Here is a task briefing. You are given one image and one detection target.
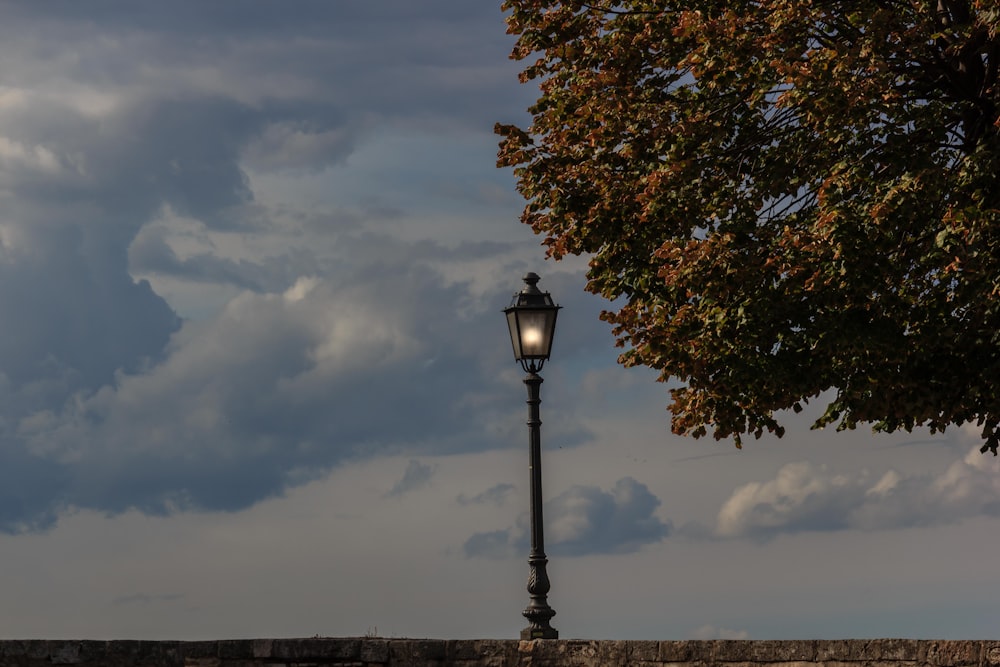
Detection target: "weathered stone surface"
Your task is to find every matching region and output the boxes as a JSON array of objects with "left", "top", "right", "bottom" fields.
[
  {"left": 0, "top": 640, "right": 51, "bottom": 659},
  {"left": 48, "top": 641, "right": 80, "bottom": 665},
  {"left": 817, "top": 640, "right": 862, "bottom": 661},
  {"left": 627, "top": 641, "right": 659, "bottom": 662},
  {"left": 597, "top": 639, "right": 628, "bottom": 667},
  {"left": 860, "top": 638, "right": 921, "bottom": 662},
  {"left": 182, "top": 641, "right": 220, "bottom": 659},
  {"left": 453, "top": 660, "right": 506, "bottom": 667},
  {"left": 361, "top": 638, "right": 391, "bottom": 663},
  {"left": 388, "top": 639, "right": 448, "bottom": 664},
  {"left": 926, "top": 641, "right": 982, "bottom": 667},
  {"left": 252, "top": 639, "right": 273, "bottom": 658},
  {"left": 561, "top": 639, "right": 601, "bottom": 664},
  {"left": 271, "top": 637, "right": 361, "bottom": 660},
  {"left": 449, "top": 639, "right": 515, "bottom": 665},
  {"left": 658, "top": 641, "right": 695, "bottom": 662},
  {"left": 182, "top": 659, "right": 221, "bottom": 667},
  {"left": 517, "top": 639, "right": 603, "bottom": 666},
  {"left": 0, "top": 637, "right": 996, "bottom": 666},
  {"left": 752, "top": 640, "right": 817, "bottom": 662},
  {"left": 713, "top": 639, "right": 754, "bottom": 662}
]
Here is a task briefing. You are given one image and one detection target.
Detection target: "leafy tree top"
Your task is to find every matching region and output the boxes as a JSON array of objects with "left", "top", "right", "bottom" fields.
[{"left": 498, "top": 1, "right": 1000, "bottom": 452}]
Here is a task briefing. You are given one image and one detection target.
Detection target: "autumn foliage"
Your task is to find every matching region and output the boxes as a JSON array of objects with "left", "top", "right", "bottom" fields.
[{"left": 497, "top": 1, "right": 1000, "bottom": 451}]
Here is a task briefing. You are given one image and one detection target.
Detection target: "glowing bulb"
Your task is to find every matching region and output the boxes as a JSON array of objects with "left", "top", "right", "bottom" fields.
[{"left": 522, "top": 327, "right": 542, "bottom": 347}]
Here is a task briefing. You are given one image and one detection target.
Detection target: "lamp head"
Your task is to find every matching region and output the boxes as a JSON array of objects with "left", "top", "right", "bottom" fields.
[{"left": 504, "top": 273, "right": 561, "bottom": 374}]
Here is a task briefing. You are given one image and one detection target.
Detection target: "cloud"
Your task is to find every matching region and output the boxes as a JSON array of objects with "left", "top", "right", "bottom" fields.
[
  {"left": 714, "top": 447, "right": 1000, "bottom": 539},
  {"left": 462, "top": 530, "right": 513, "bottom": 559},
  {"left": 0, "top": 2, "right": 593, "bottom": 534},
  {"left": 0, "top": 3, "right": 533, "bottom": 129},
  {"left": 457, "top": 483, "right": 515, "bottom": 507},
  {"left": 128, "top": 221, "right": 281, "bottom": 292},
  {"left": 385, "top": 460, "right": 434, "bottom": 498},
  {"left": 463, "top": 477, "right": 671, "bottom": 558},
  {"left": 715, "top": 462, "right": 859, "bottom": 538},
  {"left": 0, "top": 219, "right": 595, "bottom": 533},
  {"left": 5, "top": 267, "right": 539, "bottom": 525}
]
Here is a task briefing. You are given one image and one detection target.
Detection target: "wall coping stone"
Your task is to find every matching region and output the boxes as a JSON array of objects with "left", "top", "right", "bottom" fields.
[{"left": 0, "top": 638, "right": 997, "bottom": 667}]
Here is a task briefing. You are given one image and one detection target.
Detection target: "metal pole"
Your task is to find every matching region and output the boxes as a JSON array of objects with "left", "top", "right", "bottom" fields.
[{"left": 521, "top": 371, "right": 558, "bottom": 640}]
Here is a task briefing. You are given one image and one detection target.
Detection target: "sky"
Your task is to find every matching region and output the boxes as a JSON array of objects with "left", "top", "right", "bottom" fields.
[{"left": 0, "top": 1, "right": 997, "bottom": 642}]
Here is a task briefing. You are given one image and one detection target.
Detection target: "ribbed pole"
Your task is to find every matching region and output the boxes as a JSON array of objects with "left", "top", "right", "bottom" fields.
[{"left": 521, "top": 371, "right": 557, "bottom": 640}]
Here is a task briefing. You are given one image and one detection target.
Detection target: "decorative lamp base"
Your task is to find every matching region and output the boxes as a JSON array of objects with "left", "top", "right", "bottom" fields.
[{"left": 520, "top": 626, "right": 559, "bottom": 640}]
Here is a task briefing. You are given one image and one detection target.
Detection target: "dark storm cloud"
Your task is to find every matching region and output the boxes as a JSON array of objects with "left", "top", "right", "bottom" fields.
[
  {"left": 13, "top": 266, "right": 565, "bottom": 521},
  {"left": 0, "top": 1, "right": 574, "bottom": 532},
  {"left": 0, "top": 93, "right": 276, "bottom": 397},
  {"left": 463, "top": 477, "right": 671, "bottom": 559},
  {"left": 0, "top": 2, "right": 532, "bottom": 129},
  {"left": 128, "top": 226, "right": 271, "bottom": 291},
  {"left": 5, "top": 1, "right": 498, "bottom": 37},
  {"left": 0, "top": 448, "right": 70, "bottom": 533},
  {"left": 4, "top": 238, "right": 599, "bottom": 528}
]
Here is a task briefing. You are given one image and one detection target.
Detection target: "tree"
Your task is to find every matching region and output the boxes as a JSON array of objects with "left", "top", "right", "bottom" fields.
[{"left": 497, "top": 1, "right": 1000, "bottom": 451}]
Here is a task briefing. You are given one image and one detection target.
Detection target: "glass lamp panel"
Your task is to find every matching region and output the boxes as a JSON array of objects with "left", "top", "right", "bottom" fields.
[
  {"left": 517, "top": 309, "right": 556, "bottom": 358},
  {"left": 506, "top": 309, "right": 524, "bottom": 360}
]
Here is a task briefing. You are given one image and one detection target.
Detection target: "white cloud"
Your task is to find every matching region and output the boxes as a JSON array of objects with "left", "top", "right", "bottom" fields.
[
  {"left": 714, "top": 447, "right": 1000, "bottom": 539},
  {"left": 0, "top": 136, "right": 62, "bottom": 173}
]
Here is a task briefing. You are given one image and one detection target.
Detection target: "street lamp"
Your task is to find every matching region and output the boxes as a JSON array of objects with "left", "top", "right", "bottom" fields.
[{"left": 504, "top": 272, "right": 561, "bottom": 640}]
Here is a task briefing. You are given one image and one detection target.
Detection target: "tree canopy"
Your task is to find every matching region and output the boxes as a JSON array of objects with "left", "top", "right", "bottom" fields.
[{"left": 497, "top": 1, "right": 1000, "bottom": 451}]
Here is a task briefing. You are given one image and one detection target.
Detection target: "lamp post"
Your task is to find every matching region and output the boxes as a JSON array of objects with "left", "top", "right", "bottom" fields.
[{"left": 504, "top": 272, "right": 561, "bottom": 640}]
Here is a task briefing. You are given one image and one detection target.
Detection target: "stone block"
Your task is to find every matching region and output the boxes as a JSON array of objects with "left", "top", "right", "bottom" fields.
[
  {"left": 252, "top": 639, "right": 273, "bottom": 658},
  {"left": 117, "top": 639, "right": 181, "bottom": 667},
  {"left": 360, "top": 638, "right": 390, "bottom": 663},
  {"left": 0, "top": 640, "right": 51, "bottom": 660},
  {"left": 753, "top": 640, "right": 817, "bottom": 662},
  {"left": 837, "top": 638, "right": 921, "bottom": 662},
  {"left": 816, "top": 638, "right": 922, "bottom": 663},
  {"left": 448, "top": 639, "right": 516, "bottom": 664},
  {"left": 598, "top": 640, "right": 628, "bottom": 666},
  {"left": 926, "top": 641, "right": 982, "bottom": 666},
  {"left": 77, "top": 641, "right": 118, "bottom": 666},
  {"left": 271, "top": 638, "right": 361, "bottom": 660},
  {"left": 713, "top": 640, "right": 754, "bottom": 662},
  {"left": 517, "top": 639, "right": 603, "bottom": 666},
  {"left": 216, "top": 640, "right": 254, "bottom": 660},
  {"left": 626, "top": 641, "right": 660, "bottom": 662},
  {"left": 559, "top": 639, "right": 601, "bottom": 666},
  {"left": 659, "top": 640, "right": 696, "bottom": 662},
  {"left": 452, "top": 658, "right": 506, "bottom": 667},
  {"left": 618, "top": 641, "right": 654, "bottom": 662},
  {"left": 766, "top": 662, "right": 817, "bottom": 667},
  {"left": 49, "top": 641, "right": 81, "bottom": 665},
  {"left": 181, "top": 659, "right": 220, "bottom": 667},
  {"left": 817, "top": 640, "right": 875, "bottom": 661},
  {"left": 388, "top": 639, "right": 448, "bottom": 663},
  {"left": 182, "top": 641, "right": 220, "bottom": 659}
]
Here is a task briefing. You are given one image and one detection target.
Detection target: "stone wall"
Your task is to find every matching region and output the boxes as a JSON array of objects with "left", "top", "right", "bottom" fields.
[{"left": 0, "top": 638, "right": 997, "bottom": 667}]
